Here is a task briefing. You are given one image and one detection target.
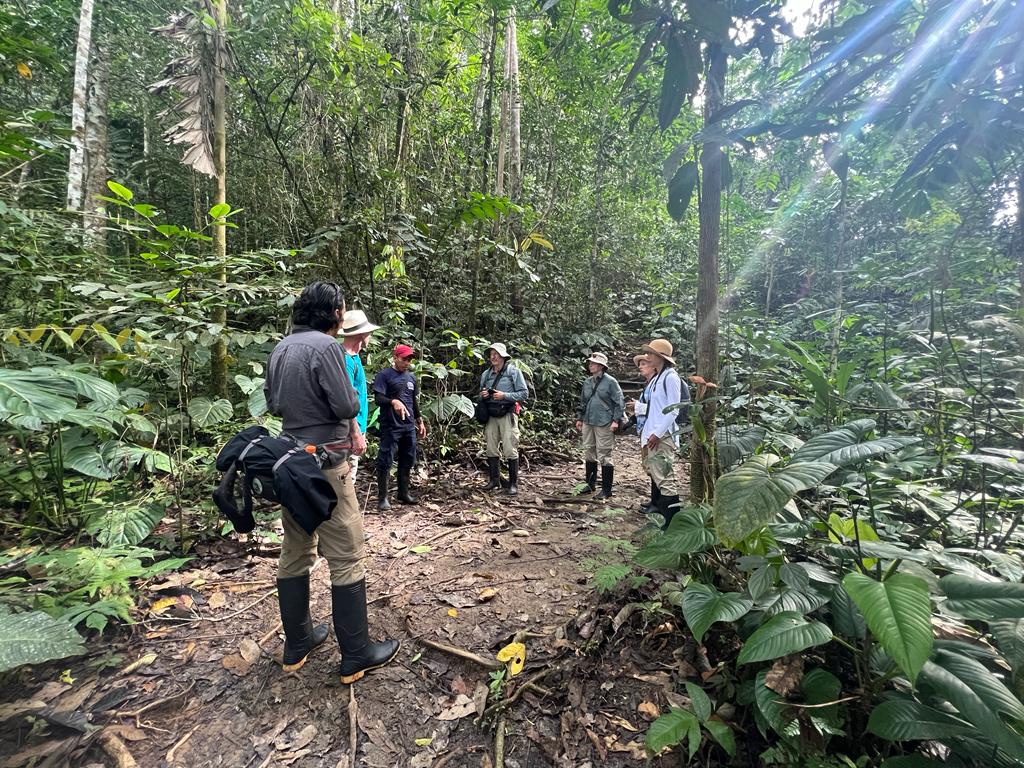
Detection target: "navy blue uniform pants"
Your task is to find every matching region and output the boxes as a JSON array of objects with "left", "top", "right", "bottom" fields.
[{"left": 377, "top": 427, "right": 416, "bottom": 472}]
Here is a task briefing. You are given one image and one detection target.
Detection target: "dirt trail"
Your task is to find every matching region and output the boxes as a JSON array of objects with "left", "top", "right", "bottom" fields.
[{"left": 2, "top": 436, "right": 690, "bottom": 768}]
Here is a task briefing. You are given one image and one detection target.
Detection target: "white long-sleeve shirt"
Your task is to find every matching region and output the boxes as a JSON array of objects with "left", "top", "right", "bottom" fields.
[{"left": 639, "top": 366, "right": 683, "bottom": 446}]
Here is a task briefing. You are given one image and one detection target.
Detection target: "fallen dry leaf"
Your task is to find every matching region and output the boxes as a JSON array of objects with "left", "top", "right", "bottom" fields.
[
  {"left": 477, "top": 587, "right": 498, "bottom": 603},
  {"left": 221, "top": 654, "right": 252, "bottom": 676},
  {"left": 276, "top": 723, "right": 317, "bottom": 752},
  {"left": 0, "top": 699, "right": 45, "bottom": 723},
  {"left": 637, "top": 701, "right": 660, "bottom": 721},
  {"left": 181, "top": 641, "right": 197, "bottom": 663},
  {"left": 149, "top": 596, "right": 178, "bottom": 615},
  {"left": 447, "top": 608, "right": 458, "bottom": 618},
  {"left": 208, "top": 592, "right": 228, "bottom": 610},
  {"left": 765, "top": 655, "right": 804, "bottom": 696},
  {"left": 436, "top": 694, "right": 476, "bottom": 721},
  {"left": 104, "top": 723, "right": 148, "bottom": 742},
  {"left": 607, "top": 739, "right": 646, "bottom": 758},
  {"left": 239, "top": 638, "right": 261, "bottom": 664},
  {"left": 602, "top": 713, "right": 638, "bottom": 732}
]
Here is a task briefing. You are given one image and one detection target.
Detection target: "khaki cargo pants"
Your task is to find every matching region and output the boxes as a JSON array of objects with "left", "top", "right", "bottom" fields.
[
  {"left": 484, "top": 413, "right": 519, "bottom": 460},
  {"left": 641, "top": 438, "right": 681, "bottom": 497},
  {"left": 582, "top": 423, "right": 616, "bottom": 466},
  {"left": 278, "top": 462, "right": 366, "bottom": 586}
]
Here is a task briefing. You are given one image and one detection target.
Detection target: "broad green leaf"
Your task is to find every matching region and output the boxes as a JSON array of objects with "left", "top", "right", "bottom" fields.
[
  {"left": 209, "top": 202, "right": 230, "bottom": 218},
  {"left": 657, "top": 32, "right": 699, "bottom": 131},
  {"left": 87, "top": 502, "right": 164, "bottom": 547},
  {"left": 714, "top": 455, "right": 837, "bottom": 546},
  {"left": 843, "top": 573, "right": 933, "bottom": 684},
  {"left": 645, "top": 707, "right": 700, "bottom": 756},
  {"left": 942, "top": 575, "right": 1024, "bottom": 619},
  {"left": 38, "top": 366, "right": 119, "bottom": 406},
  {"left": 951, "top": 453, "right": 1024, "bottom": 476},
  {"left": 919, "top": 657, "right": 1024, "bottom": 760},
  {"left": 990, "top": 619, "right": 1024, "bottom": 675},
  {"left": 702, "top": 719, "right": 736, "bottom": 756},
  {"left": 681, "top": 583, "right": 753, "bottom": 643},
  {"left": 792, "top": 419, "right": 917, "bottom": 466},
  {"left": 0, "top": 368, "right": 78, "bottom": 426},
  {"left": 867, "top": 698, "right": 971, "bottom": 741},
  {"left": 754, "top": 668, "right": 798, "bottom": 738},
  {"left": 636, "top": 507, "right": 717, "bottom": 568},
  {"left": 188, "top": 397, "right": 233, "bottom": 427},
  {"left": 106, "top": 180, "right": 133, "bottom": 201},
  {"left": 930, "top": 649, "right": 1024, "bottom": 723},
  {"left": 716, "top": 424, "right": 766, "bottom": 469},
  {"left": 830, "top": 584, "right": 867, "bottom": 639},
  {"left": 879, "top": 757, "right": 946, "bottom": 768},
  {"left": 667, "top": 161, "right": 698, "bottom": 222},
  {"left": 248, "top": 388, "right": 268, "bottom": 418},
  {"left": 0, "top": 612, "right": 85, "bottom": 672},
  {"left": 63, "top": 444, "right": 113, "bottom": 479},
  {"left": 738, "top": 611, "right": 833, "bottom": 664},
  {"left": 761, "top": 586, "right": 830, "bottom": 617},
  {"left": 685, "top": 681, "right": 712, "bottom": 722}
]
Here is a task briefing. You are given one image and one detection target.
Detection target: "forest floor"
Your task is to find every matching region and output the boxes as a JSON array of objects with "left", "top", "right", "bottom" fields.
[{"left": 1, "top": 437, "right": 693, "bottom": 768}]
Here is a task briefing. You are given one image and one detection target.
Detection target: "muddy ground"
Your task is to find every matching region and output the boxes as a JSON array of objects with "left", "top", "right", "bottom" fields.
[{"left": 1, "top": 437, "right": 697, "bottom": 768}]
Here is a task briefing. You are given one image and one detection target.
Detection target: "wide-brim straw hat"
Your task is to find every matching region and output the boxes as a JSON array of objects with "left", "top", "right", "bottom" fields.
[
  {"left": 486, "top": 342, "right": 511, "bottom": 359},
  {"left": 642, "top": 338, "right": 675, "bottom": 365},
  {"left": 586, "top": 352, "right": 609, "bottom": 368},
  {"left": 341, "top": 309, "right": 380, "bottom": 336},
  {"left": 633, "top": 354, "right": 650, "bottom": 367}
]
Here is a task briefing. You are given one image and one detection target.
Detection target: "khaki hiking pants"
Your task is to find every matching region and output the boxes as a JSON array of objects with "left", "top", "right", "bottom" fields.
[
  {"left": 484, "top": 413, "right": 519, "bottom": 460},
  {"left": 582, "top": 423, "right": 616, "bottom": 466},
  {"left": 278, "top": 462, "right": 366, "bottom": 586},
  {"left": 641, "top": 439, "right": 681, "bottom": 497}
]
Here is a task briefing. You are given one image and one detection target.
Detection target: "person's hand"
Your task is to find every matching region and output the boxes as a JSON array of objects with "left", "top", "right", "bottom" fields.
[
  {"left": 392, "top": 399, "right": 409, "bottom": 420},
  {"left": 646, "top": 434, "right": 661, "bottom": 449},
  {"left": 480, "top": 389, "right": 489, "bottom": 399},
  {"left": 352, "top": 430, "right": 367, "bottom": 456},
  {"left": 492, "top": 390, "right": 505, "bottom": 400},
  {"left": 575, "top": 419, "right": 583, "bottom": 432},
  {"left": 610, "top": 420, "right": 619, "bottom": 432},
  {"left": 417, "top": 418, "right": 427, "bottom": 438}
]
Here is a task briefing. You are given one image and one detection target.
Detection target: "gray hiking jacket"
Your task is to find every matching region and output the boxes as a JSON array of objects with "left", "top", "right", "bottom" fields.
[{"left": 576, "top": 372, "right": 625, "bottom": 427}]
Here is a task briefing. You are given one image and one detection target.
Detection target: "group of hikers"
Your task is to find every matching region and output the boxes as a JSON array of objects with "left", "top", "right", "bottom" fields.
[{"left": 256, "top": 281, "right": 689, "bottom": 684}]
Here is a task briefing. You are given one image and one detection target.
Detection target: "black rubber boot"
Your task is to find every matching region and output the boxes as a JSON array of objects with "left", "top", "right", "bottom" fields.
[
  {"left": 594, "top": 465, "right": 614, "bottom": 500},
  {"left": 506, "top": 459, "right": 519, "bottom": 496},
  {"left": 584, "top": 460, "right": 598, "bottom": 493},
  {"left": 277, "top": 575, "right": 329, "bottom": 672},
  {"left": 396, "top": 466, "right": 417, "bottom": 505},
  {"left": 640, "top": 479, "right": 660, "bottom": 515},
  {"left": 376, "top": 467, "right": 391, "bottom": 511},
  {"left": 482, "top": 457, "right": 501, "bottom": 491},
  {"left": 658, "top": 493, "right": 680, "bottom": 531},
  {"left": 331, "top": 580, "right": 400, "bottom": 684}
]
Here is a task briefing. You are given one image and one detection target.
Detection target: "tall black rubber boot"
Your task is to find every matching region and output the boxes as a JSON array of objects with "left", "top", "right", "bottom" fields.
[
  {"left": 396, "top": 465, "right": 417, "bottom": 504},
  {"left": 376, "top": 467, "right": 391, "bottom": 511},
  {"left": 331, "top": 580, "right": 400, "bottom": 684},
  {"left": 658, "top": 493, "right": 680, "bottom": 531},
  {"left": 594, "top": 464, "right": 614, "bottom": 500},
  {"left": 482, "top": 457, "right": 501, "bottom": 491},
  {"left": 640, "top": 479, "right": 660, "bottom": 515},
  {"left": 506, "top": 459, "right": 519, "bottom": 496},
  {"left": 584, "top": 460, "right": 598, "bottom": 493},
  {"left": 277, "top": 575, "right": 329, "bottom": 672}
]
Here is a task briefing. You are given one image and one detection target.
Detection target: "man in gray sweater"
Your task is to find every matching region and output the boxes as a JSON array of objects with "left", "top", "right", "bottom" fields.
[
  {"left": 575, "top": 352, "right": 625, "bottom": 499},
  {"left": 264, "top": 282, "right": 399, "bottom": 684}
]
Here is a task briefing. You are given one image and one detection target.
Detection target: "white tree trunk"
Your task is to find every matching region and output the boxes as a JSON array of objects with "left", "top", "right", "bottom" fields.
[
  {"left": 507, "top": 8, "right": 521, "bottom": 201},
  {"left": 67, "top": 0, "right": 96, "bottom": 213},
  {"left": 495, "top": 19, "right": 510, "bottom": 197},
  {"left": 84, "top": 40, "right": 109, "bottom": 256}
]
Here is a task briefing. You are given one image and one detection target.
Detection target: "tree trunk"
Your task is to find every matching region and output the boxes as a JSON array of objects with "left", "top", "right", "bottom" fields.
[
  {"left": 67, "top": 0, "right": 96, "bottom": 214},
  {"left": 495, "top": 16, "right": 510, "bottom": 197},
  {"left": 689, "top": 45, "right": 727, "bottom": 504},
  {"left": 507, "top": 8, "right": 521, "bottom": 202},
  {"left": 827, "top": 170, "right": 849, "bottom": 425},
  {"left": 84, "top": 38, "right": 109, "bottom": 259},
  {"left": 209, "top": 0, "right": 229, "bottom": 398}
]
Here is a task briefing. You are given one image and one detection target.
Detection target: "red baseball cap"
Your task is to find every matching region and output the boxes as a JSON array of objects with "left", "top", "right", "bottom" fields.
[{"left": 394, "top": 344, "right": 415, "bottom": 359}]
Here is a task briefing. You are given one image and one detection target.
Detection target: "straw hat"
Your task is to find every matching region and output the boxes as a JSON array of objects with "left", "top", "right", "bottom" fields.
[
  {"left": 642, "top": 338, "right": 675, "bottom": 365},
  {"left": 586, "top": 352, "right": 609, "bottom": 368},
  {"left": 633, "top": 353, "right": 651, "bottom": 367},
  {"left": 341, "top": 309, "right": 380, "bottom": 336},
  {"left": 486, "top": 342, "right": 511, "bottom": 359}
]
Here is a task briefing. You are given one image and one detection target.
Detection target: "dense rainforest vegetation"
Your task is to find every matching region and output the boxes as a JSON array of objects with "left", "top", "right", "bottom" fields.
[{"left": 2, "top": 0, "right": 1024, "bottom": 764}]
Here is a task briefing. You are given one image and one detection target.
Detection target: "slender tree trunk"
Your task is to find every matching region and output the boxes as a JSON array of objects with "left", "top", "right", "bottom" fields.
[
  {"left": 84, "top": 38, "right": 109, "bottom": 259},
  {"left": 827, "top": 171, "right": 849, "bottom": 424},
  {"left": 468, "top": 12, "right": 499, "bottom": 336},
  {"left": 690, "top": 45, "right": 727, "bottom": 504},
  {"left": 495, "top": 16, "right": 509, "bottom": 197},
  {"left": 209, "top": 0, "right": 229, "bottom": 397},
  {"left": 589, "top": 126, "right": 608, "bottom": 312},
  {"left": 67, "top": 0, "right": 96, "bottom": 214},
  {"left": 507, "top": 8, "right": 521, "bottom": 202}
]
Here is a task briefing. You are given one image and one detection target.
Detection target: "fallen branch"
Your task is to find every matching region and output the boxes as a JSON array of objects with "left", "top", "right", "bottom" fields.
[
  {"left": 113, "top": 682, "right": 195, "bottom": 724},
  {"left": 494, "top": 713, "right": 506, "bottom": 768},
  {"left": 432, "top": 745, "right": 484, "bottom": 768},
  {"left": 419, "top": 638, "right": 501, "bottom": 670},
  {"left": 348, "top": 685, "right": 359, "bottom": 765},
  {"left": 382, "top": 522, "right": 489, "bottom": 581},
  {"left": 166, "top": 723, "right": 200, "bottom": 764}
]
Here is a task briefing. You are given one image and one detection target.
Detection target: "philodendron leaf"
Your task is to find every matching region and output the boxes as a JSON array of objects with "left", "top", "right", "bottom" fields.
[
  {"left": 737, "top": 611, "right": 833, "bottom": 664},
  {"left": 919, "top": 654, "right": 1024, "bottom": 761},
  {"left": 645, "top": 707, "right": 701, "bottom": 757},
  {"left": 0, "top": 612, "right": 85, "bottom": 672},
  {"left": 843, "top": 572, "right": 932, "bottom": 685},
  {"left": 714, "top": 455, "right": 836, "bottom": 546},
  {"left": 187, "top": 397, "right": 233, "bottom": 427},
  {"left": 681, "top": 582, "right": 753, "bottom": 643},
  {"left": 792, "top": 419, "right": 917, "bottom": 466},
  {"left": 941, "top": 575, "right": 1024, "bottom": 619},
  {"left": 867, "top": 698, "right": 972, "bottom": 741}
]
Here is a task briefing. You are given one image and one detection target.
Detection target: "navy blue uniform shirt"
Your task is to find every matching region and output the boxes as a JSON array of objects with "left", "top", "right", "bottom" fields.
[{"left": 372, "top": 367, "right": 419, "bottom": 433}]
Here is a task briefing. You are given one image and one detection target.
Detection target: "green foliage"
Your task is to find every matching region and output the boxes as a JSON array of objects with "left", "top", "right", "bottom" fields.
[
  {"left": 737, "top": 612, "right": 833, "bottom": 665},
  {"left": 680, "top": 582, "right": 752, "bottom": 643},
  {"left": 0, "top": 611, "right": 85, "bottom": 672}
]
